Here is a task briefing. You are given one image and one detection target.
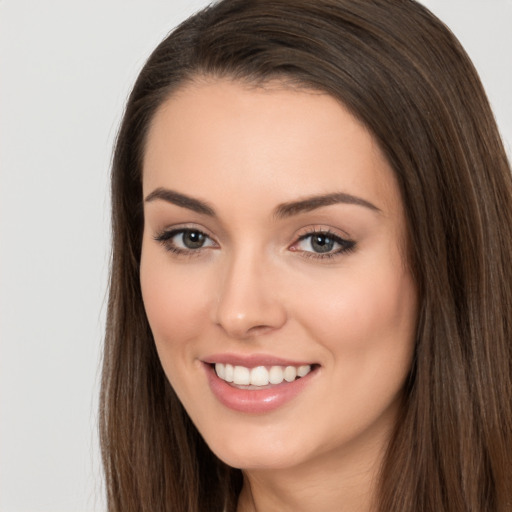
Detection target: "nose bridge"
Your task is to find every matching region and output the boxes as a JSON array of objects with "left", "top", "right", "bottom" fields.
[{"left": 213, "top": 244, "right": 286, "bottom": 339}]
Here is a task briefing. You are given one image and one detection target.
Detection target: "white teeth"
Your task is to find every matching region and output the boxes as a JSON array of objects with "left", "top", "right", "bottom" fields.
[
  {"left": 250, "top": 366, "right": 269, "bottom": 386},
  {"left": 269, "top": 365, "right": 284, "bottom": 384},
  {"left": 214, "top": 363, "right": 312, "bottom": 387},
  {"left": 283, "top": 366, "right": 297, "bottom": 382},
  {"left": 215, "top": 363, "right": 225, "bottom": 380},
  {"left": 233, "top": 365, "right": 250, "bottom": 385},
  {"left": 297, "top": 365, "right": 310, "bottom": 377},
  {"left": 225, "top": 363, "right": 234, "bottom": 382}
]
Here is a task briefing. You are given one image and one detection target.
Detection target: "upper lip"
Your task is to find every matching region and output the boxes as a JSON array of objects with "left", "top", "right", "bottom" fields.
[{"left": 202, "top": 353, "right": 316, "bottom": 368}]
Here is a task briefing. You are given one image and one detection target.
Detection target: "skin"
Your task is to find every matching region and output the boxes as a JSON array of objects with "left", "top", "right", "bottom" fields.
[{"left": 140, "top": 79, "right": 418, "bottom": 512}]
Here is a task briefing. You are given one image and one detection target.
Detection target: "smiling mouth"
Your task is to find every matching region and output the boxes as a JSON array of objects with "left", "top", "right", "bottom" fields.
[
  {"left": 204, "top": 360, "right": 319, "bottom": 413},
  {"left": 213, "top": 363, "right": 315, "bottom": 388}
]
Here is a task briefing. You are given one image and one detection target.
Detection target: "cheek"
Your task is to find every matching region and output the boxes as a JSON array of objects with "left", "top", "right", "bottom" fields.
[
  {"left": 295, "top": 255, "right": 417, "bottom": 372},
  {"left": 139, "top": 245, "right": 218, "bottom": 407},
  {"left": 139, "top": 245, "right": 211, "bottom": 355},
  {"left": 318, "top": 232, "right": 413, "bottom": 324},
  {"left": 290, "top": 259, "right": 417, "bottom": 448}
]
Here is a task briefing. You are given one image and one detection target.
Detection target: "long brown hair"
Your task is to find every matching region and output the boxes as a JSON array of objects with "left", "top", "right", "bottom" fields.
[{"left": 100, "top": 1, "right": 512, "bottom": 510}]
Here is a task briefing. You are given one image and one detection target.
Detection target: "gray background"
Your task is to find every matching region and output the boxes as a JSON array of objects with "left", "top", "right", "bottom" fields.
[{"left": 1, "top": 1, "right": 511, "bottom": 510}]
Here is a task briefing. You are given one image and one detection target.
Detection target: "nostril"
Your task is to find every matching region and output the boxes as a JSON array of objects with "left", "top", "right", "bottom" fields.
[{"left": 246, "top": 324, "right": 275, "bottom": 336}]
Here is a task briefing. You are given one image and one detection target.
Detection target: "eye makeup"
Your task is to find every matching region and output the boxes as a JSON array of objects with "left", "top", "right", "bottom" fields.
[{"left": 153, "top": 225, "right": 356, "bottom": 261}]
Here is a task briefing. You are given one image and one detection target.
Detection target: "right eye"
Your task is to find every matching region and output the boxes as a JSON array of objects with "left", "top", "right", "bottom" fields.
[{"left": 154, "top": 228, "right": 217, "bottom": 254}]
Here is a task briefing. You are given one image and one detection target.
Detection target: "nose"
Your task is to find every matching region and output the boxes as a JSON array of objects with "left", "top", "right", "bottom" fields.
[{"left": 212, "top": 251, "right": 287, "bottom": 340}]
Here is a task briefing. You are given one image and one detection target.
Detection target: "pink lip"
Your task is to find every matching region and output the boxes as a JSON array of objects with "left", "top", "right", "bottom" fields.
[
  {"left": 202, "top": 361, "right": 318, "bottom": 414},
  {"left": 202, "top": 353, "right": 314, "bottom": 368}
]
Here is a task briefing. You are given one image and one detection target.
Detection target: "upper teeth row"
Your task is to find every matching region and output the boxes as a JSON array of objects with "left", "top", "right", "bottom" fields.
[{"left": 215, "top": 363, "right": 311, "bottom": 386}]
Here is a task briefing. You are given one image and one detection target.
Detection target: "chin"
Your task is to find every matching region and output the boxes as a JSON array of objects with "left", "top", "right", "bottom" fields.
[
  {"left": 211, "top": 442, "right": 304, "bottom": 471},
  {"left": 199, "top": 419, "right": 322, "bottom": 472}
]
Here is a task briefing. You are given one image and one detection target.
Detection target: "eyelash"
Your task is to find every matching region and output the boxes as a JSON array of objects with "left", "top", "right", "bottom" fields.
[
  {"left": 153, "top": 227, "right": 356, "bottom": 260},
  {"left": 153, "top": 228, "right": 216, "bottom": 257},
  {"left": 292, "top": 229, "right": 356, "bottom": 260}
]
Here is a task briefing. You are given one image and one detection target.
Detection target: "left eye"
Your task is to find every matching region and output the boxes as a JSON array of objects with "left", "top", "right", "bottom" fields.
[
  {"left": 178, "top": 230, "right": 211, "bottom": 249},
  {"left": 294, "top": 232, "right": 355, "bottom": 255},
  {"left": 155, "top": 228, "right": 216, "bottom": 251}
]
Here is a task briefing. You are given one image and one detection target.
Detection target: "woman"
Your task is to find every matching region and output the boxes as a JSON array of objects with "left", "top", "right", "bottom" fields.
[{"left": 100, "top": 0, "right": 512, "bottom": 510}]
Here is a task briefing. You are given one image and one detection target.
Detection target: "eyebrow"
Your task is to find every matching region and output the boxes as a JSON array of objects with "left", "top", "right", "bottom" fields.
[
  {"left": 144, "top": 187, "right": 380, "bottom": 218},
  {"left": 274, "top": 192, "right": 381, "bottom": 218},
  {"left": 145, "top": 187, "right": 215, "bottom": 216}
]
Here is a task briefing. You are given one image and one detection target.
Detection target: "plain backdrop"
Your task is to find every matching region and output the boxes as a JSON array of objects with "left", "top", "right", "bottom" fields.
[{"left": 1, "top": 1, "right": 511, "bottom": 511}]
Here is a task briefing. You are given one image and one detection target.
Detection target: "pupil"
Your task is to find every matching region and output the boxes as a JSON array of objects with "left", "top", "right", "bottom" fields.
[
  {"left": 311, "top": 234, "right": 334, "bottom": 253},
  {"left": 183, "top": 231, "right": 205, "bottom": 249}
]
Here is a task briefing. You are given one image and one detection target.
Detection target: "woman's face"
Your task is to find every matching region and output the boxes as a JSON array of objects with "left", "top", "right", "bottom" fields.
[{"left": 140, "top": 80, "right": 417, "bottom": 472}]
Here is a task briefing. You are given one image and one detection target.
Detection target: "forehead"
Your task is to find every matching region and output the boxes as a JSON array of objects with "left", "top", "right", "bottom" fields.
[{"left": 142, "top": 79, "right": 401, "bottom": 217}]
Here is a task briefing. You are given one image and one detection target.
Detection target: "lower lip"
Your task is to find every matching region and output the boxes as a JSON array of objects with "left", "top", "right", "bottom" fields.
[{"left": 203, "top": 363, "right": 317, "bottom": 414}]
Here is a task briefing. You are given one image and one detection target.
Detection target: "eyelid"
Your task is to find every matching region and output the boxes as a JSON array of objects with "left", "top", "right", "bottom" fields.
[
  {"left": 293, "top": 224, "right": 352, "bottom": 240},
  {"left": 289, "top": 225, "right": 356, "bottom": 259},
  {"left": 152, "top": 223, "right": 355, "bottom": 260},
  {"left": 154, "top": 222, "right": 217, "bottom": 240},
  {"left": 153, "top": 224, "right": 219, "bottom": 256}
]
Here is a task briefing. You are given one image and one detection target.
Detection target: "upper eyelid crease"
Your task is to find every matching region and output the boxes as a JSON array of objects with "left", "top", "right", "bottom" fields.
[
  {"left": 155, "top": 227, "right": 214, "bottom": 242},
  {"left": 298, "top": 231, "right": 349, "bottom": 242}
]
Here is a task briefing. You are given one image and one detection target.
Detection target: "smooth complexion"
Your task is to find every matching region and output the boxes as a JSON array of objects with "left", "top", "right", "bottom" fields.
[{"left": 140, "top": 80, "right": 418, "bottom": 512}]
